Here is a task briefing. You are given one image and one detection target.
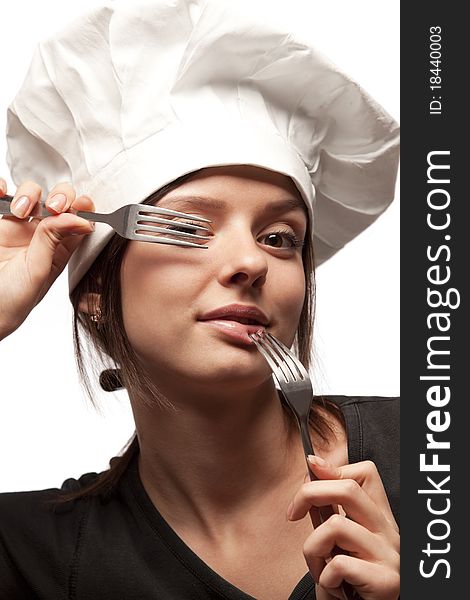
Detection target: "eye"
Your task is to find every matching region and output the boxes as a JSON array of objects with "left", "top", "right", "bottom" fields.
[
  {"left": 166, "top": 220, "right": 212, "bottom": 236},
  {"left": 260, "top": 229, "right": 304, "bottom": 250},
  {"left": 162, "top": 220, "right": 212, "bottom": 243}
]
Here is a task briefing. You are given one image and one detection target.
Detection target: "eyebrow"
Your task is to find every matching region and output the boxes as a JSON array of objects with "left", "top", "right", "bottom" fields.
[{"left": 159, "top": 195, "right": 307, "bottom": 216}]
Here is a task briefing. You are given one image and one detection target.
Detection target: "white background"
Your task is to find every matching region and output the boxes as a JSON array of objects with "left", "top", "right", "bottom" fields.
[{"left": 0, "top": 0, "right": 399, "bottom": 492}]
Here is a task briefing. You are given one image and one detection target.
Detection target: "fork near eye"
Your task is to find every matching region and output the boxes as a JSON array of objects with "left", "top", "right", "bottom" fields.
[{"left": 0, "top": 195, "right": 212, "bottom": 249}]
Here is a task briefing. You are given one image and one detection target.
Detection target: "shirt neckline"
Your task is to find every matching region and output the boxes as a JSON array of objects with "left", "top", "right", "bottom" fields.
[{"left": 121, "top": 398, "right": 358, "bottom": 599}]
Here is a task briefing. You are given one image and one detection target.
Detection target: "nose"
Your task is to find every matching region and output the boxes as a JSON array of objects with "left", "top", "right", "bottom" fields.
[{"left": 216, "top": 228, "right": 268, "bottom": 289}]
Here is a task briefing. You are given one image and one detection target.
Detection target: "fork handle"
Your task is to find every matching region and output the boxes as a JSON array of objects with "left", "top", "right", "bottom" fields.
[
  {"left": 0, "top": 195, "right": 60, "bottom": 219},
  {"left": 0, "top": 194, "right": 110, "bottom": 225},
  {"left": 75, "top": 210, "right": 110, "bottom": 224},
  {"left": 300, "top": 421, "right": 358, "bottom": 600}
]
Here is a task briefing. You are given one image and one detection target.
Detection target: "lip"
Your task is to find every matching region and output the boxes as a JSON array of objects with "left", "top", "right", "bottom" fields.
[
  {"left": 199, "top": 319, "right": 266, "bottom": 345},
  {"left": 198, "top": 303, "right": 270, "bottom": 346},
  {"left": 198, "top": 304, "right": 270, "bottom": 326}
]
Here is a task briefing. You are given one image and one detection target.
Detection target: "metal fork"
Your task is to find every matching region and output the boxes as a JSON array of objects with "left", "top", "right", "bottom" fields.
[
  {"left": 249, "top": 330, "right": 357, "bottom": 600},
  {"left": 0, "top": 194, "right": 211, "bottom": 249}
]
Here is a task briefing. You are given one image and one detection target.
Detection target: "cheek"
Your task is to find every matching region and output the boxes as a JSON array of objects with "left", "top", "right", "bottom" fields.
[
  {"left": 269, "top": 263, "right": 306, "bottom": 347},
  {"left": 281, "top": 264, "right": 306, "bottom": 317},
  {"left": 121, "top": 251, "right": 157, "bottom": 318},
  {"left": 119, "top": 245, "right": 206, "bottom": 357}
]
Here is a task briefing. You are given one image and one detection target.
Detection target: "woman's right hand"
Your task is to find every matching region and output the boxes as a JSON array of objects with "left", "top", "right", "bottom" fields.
[{"left": 0, "top": 178, "right": 95, "bottom": 341}]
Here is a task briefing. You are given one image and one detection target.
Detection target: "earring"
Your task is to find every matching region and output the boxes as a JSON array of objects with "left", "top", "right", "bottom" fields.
[
  {"left": 99, "top": 368, "right": 124, "bottom": 392},
  {"left": 90, "top": 306, "right": 103, "bottom": 328}
]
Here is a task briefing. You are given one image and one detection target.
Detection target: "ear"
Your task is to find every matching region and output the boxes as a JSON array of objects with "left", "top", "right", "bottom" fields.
[{"left": 77, "top": 292, "right": 102, "bottom": 315}]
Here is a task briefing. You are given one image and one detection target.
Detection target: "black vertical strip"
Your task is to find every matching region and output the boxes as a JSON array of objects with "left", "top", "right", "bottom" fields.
[
  {"left": 340, "top": 401, "right": 362, "bottom": 465},
  {"left": 401, "top": 3, "right": 465, "bottom": 597}
]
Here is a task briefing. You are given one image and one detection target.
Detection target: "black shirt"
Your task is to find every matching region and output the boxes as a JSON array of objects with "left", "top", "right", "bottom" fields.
[{"left": 0, "top": 395, "right": 399, "bottom": 599}]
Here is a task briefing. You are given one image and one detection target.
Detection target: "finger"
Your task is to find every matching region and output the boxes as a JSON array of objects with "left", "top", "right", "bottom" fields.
[
  {"left": 44, "top": 182, "right": 76, "bottom": 215},
  {"left": 305, "top": 515, "right": 382, "bottom": 586},
  {"left": 304, "top": 513, "right": 396, "bottom": 564},
  {"left": 9, "top": 181, "right": 42, "bottom": 219},
  {"left": 57, "top": 195, "right": 96, "bottom": 255},
  {"left": 308, "top": 455, "right": 342, "bottom": 478},
  {"left": 26, "top": 212, "right": 94, "bottom": 285},
  {"left": 71, "top": 194, "right": 95, "bottom": 211},
  {"left": 307, "top": 456, "right": 342, "bottom": 517},
  {"left": 308, "top": 555, "right": 327, "bottom": 589},
  {"left": 0, "top": 177, "right": 7, "bottom": 196},
  {"left": 289, "top": 479, "right": 390, "bottom": 534},
  {"left": 315, "top": 586, "right": 343, "bottom": 600},
  {"left": 308, "top": 456, "right": 398, "bottom": 530},
  {"left": 318, "top": 554, "right": 400, "bottom": 600}
]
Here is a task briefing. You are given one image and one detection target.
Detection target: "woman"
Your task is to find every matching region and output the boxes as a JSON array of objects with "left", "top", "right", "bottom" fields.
[{"left": 0, "top": 1, "right": 400, "bottom": 598}]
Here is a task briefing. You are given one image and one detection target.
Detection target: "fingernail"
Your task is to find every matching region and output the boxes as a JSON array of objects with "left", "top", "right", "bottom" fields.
[
  {"left": 11, "top": 195, "right": 30, "bottom": 217},
  {"left": 287, "top": 500, "right": 294, "bottom": 521},
  {"left": 0, "top": 178, "right": 6, "bottom": 194},
  {"left": 47, "top": 193, "right": 67, "bottom": 213},
  {"left": 307, "top": 455, "right": 326, "bottom": 466}
]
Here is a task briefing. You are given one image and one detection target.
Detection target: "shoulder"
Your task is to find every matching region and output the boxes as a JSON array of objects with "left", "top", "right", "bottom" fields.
[
  {"left": 320, "top": 395, "right": 400, "bottom": 458},
  {"left": 321, "top": 394, "right": 400, "bottom": 410},
  {"left": 321, "top": 394, "right": 399, "bottom": 428},
  {"left": 318, "top": 395, "right": 400, "bottom": 524},
  {"left": 0, "top": 470, "right": 100, "bottom": 520},
  {"left": 0, "top": 472, "right": 100, "bottom": 596},
  {"left": 0, "top": 471, "right": 100, "bottom": 548}
]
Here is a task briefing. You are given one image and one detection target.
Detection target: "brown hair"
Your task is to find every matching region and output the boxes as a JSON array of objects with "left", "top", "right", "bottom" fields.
[{"left": 57, "top": 170, "right": 344, "bottom": 503}]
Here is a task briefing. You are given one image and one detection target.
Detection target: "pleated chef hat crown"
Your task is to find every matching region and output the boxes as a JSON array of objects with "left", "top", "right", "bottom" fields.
[{"left": 6, "top": 0, "right": 399, "bottom": 295}]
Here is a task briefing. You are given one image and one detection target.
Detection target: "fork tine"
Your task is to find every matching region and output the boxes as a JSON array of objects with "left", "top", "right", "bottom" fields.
[
  {"left": 264, "top": 336, "right": 300, "bottom": 382},
  {"left": 254, "top": 332, "right": 298, "bottom": 383},
  {"left": 250, "top": 335, "right": 282, "bottom": 383},
  {"left": 265, "top": 332, "right": 309, "bottom": 381},
  {"left": 134, "top": 224, "right": 210, "bottom": 240},
  {"left": 257, "top": 335, "right": 293, "bottom": 383},
  {"left": 138, "top": 205, "right": 212, "bottom": 222},
  {"left": 130, "top": 233, "right": 209, "bottom": 248},
  {"left": 135, "top": 212, "right": 211, "bottom": 233},
  {"left": 250, "top": 332, "right": 292, "bottom": 383}
]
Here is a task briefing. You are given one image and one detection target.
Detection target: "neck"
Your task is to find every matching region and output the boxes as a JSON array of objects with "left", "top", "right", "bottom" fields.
[{"left": 131, "top": 377, "right": 304, "bottom": 536}]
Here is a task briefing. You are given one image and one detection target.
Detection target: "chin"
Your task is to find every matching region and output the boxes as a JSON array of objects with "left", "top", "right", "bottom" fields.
[{"left": 187, "top": 354, "right": 271, "bottom": 384}]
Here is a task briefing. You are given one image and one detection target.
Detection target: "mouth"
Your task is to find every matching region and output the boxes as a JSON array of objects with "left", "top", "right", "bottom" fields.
[
  {"left": 198, "top": 318, "right": 267, "bottom": 345},
  {"left": 198, "top": 304, "right": 270, "bottom": 345}
]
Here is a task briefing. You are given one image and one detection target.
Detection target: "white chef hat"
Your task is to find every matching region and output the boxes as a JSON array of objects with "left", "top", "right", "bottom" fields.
[{"left": 6, "top": 0, "right": 399, "bottom": 296}]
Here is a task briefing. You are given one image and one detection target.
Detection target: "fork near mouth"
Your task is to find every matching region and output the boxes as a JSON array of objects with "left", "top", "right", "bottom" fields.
[{"left": 0, "top": 194, "right": 212, "bottom": 249}]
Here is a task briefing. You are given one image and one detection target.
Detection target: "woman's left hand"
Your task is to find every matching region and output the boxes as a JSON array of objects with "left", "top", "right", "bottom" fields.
[{"left": 287, "top": 456, "right": 400, "bottom": 600}]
